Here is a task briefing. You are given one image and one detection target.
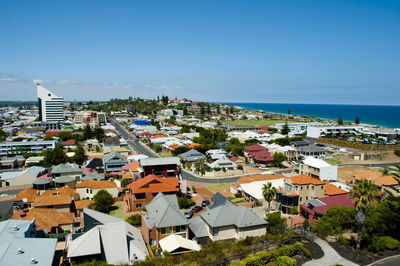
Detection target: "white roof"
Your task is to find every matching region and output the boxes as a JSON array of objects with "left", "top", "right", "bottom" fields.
[
  {"left": 239, "top": 179, "right": 285, "bottom": 200},
  {"left": 159, "top": 234, "right": 200, "bottom": 253},
  {"left": 127, "top": 154, "right": 149, "bottom": 161},
  {"left": 302, "top": 156, "right": 331, "bottom": 168},
  {"left": 329, "top": 182, "right": 351, "bottom": 192}
]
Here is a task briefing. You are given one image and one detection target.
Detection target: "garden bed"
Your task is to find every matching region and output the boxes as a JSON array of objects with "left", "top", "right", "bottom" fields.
[{"left": 329, "top": 241, "right": 400, "bottom": 266}]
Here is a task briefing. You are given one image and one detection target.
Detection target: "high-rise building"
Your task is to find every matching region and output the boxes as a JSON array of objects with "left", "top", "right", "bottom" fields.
[{"left": 37, "top": 84, "right": 64, "bottom": 123}]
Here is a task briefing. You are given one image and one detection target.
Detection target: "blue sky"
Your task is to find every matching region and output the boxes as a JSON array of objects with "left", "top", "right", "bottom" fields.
[{"left": 0, "top": 0, "right": 399, "bottom": 104}]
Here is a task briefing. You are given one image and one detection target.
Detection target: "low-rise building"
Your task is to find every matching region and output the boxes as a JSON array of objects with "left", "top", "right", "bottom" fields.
[
  {"left": 76, "top": 180, "right": 118, "bottom": 200},
  {"left": 0, "top": 140, "right": 57, "bottom": 157},
  {"left": 299, "top": 156, "right": 337, "bottom": 181},
  {"left": 140, "top": 157, "right": 180, "bottom": 178},
  {"left": 103, "top": 151, "right": 128, "bottom": 172}
]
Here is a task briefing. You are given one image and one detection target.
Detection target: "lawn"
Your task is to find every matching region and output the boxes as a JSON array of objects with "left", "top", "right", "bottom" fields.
[
  {"left": 325, "top": 159, "right": 342, "bottom": 165},
  {"left": 207, "top": 183, "right": 232, "bottom": 193},
  {"left": 223, "top": 120, "right": 287, "bottom": 127},
  {"left": 109, "top": 202, "right": 128, "bottom": 220}
]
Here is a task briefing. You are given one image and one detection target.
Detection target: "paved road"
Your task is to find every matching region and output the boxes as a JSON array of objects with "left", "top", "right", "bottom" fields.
[
  {"left": 303, "top": 237, "right": 358, "bottom": 266},
  {"left": 339, "top": 162, "right": 400, "bottom": 172},
  {"left": 369, "top": 255, "right": 400, "bottom": 266}
]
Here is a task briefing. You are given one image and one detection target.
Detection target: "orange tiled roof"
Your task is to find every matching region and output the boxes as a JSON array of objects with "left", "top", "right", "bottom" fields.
[
  {"left": 76, "top": 180, "right": 117, "bottom": 189},
  {"left": 372, "top": 175, "right": 398, "bottom": 187},
  {"left": 12, "top": 209, "right": 74, "bottom": 231},
  {"left": 127, "top": 174, "right": 179, "bottom": 193},
  {"left": 13, "top": 189, "right": 41, "bottom": 203},
  {"left": 150, "top": 135, "right": 165, "bottom": 140},
  {"left": 187, "top": 143, "right": 201, "bottom": 149},
  {"left": 42, "top": 187, "right": 78, "bottom": 198},
  {"left": 288, "top": 174, "right": 325, "bottom": 185},
  {"left": 75, "top": 200, "right": 93, "bottom": 210},
  {"left": 63, "top": 139, "right": 77, "bottom": 146},
  {"left": 33, "top": 194, "right": 73, "bottom": 207},
  {"left": 324, "top": 183, "right": 348, "bottom": 196},
  {"left": 122, "top": 172, "right": 133, "bottom": 180}
]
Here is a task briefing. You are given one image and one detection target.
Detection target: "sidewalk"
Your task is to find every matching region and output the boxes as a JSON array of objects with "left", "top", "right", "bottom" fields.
[{"left": 303, "top": 237, "right": 359, "bottom": 266}]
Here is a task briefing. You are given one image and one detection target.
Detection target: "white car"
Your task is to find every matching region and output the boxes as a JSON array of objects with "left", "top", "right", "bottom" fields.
[{"left": 259, "top": 166, "right": 269, "bottom": 170}]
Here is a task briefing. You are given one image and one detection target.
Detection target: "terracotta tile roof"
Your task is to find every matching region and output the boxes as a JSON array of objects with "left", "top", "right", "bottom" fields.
[
  {"left": 187, "top": 143, "right": 201, "bottom": 149},
  {"left": 288, "top": 174, "right": 325, "bottom": 185},
  {"left": 42, "top": 187, "right": 78, "bottom": 198},
  {"left": 75, "top": 200, "right": 93, "bottom": 210},
  {"left": 33, "top": 194, "right": 73, "bottom": 207},
  {"left": 150, "top": 135, "right": 165, "bottom": 139},
  {"left": 138, "top": 132, "right": 151, "bottom": 136},
  {"left": 13, "top": 189, "right": 41, "bottom": 203},
  {"left": 127, "top": 174, "right": 179, "bottom": 193},
  {"left": 63, "top": 139, "right": 77, "bottom": 146},
  {"left": 244, "top": 144, "right": 266, "bottom": 152},
  {"left": 76, "top": 180, "right": 117, "bottom": 189},
  {"left": 250, "top": 150, "right": 273, "bottom": 162},
  {"left": 122, "top": 172, "right": 133, "bottom": 180},
  {"left": 288, "top": 192, "right": 299, "bottom": 196},
  {"left": 12, "top": 208, "right": 74, "bottom": 231},
  {"left": 122, "top": 161, "right": 140, "bottom": 172},
  {"left": 325, "top": 183, "right": 348, "bottom": 196},
  {"left": 372, "top": 175, "right": 398, "bottom": 187}
]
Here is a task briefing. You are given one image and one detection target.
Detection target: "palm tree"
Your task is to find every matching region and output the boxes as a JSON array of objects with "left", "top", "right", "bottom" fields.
[
  {"left": 379, "top": 168, "right": 390, "bottom": 176},
  {"left": 350, "top": 179, "right": 379, "bottom": 259},
  {"left": 262, "top": 182, "right": 277, "bottom": 215}
]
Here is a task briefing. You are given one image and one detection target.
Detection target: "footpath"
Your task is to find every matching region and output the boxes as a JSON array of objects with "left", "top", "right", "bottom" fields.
[{"left": 303, "top": 237, "right": 359, "bottom": 266}]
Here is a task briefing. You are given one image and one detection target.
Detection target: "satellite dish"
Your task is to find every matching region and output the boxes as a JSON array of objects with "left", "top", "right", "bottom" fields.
[{"left": 23, "top": 198, "right": 27, "bottom": 203}]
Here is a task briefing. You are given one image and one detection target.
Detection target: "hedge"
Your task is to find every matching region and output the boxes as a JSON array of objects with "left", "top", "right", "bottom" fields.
[
  {"left": 231, "top": 242, "right": 303, "bottom": 266},
  {"left": 275, "top": 256, "right": 296, "bottom": 266}
]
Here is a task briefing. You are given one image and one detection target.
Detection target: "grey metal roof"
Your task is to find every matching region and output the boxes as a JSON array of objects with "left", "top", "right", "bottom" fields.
[
  {"left": 201, "top": 195, "right": 267, "bottom": 228},
  {"left": 143, "top": 193, "right": 189, "bottom": 229},
  {"left": 82, "top": 173, "right": 105, "bottom": 181},
  {"left": 54, "top": 176, "right": 75, "bottom": 183},
  {"left": 32, "top": 178, "right": 51, "bottom": 185},
  {"left": 209, "top": 192, "right": 231, "bottom": 209},
  {"left": 178, "top": 149, "right": 205, "bottom": 162},
  {"left": 299, "top": 145, "right": 325, "bottom": 153},
  {"left": 68, "top": 209, "right": 149, "bottom": 264},
  {"left": 103, "top": 151, "right": 128, "bottom": 164},
  {"left": 307, "top": 199, "right": 326, "bottom": 207},
  {"left": 189, "top": 216, "right": 209, "bottom": 238},
  {"left": 0, "top": 220, "right": 57, "bottom": 266},
  {"left": 140, "top": 157, "right": 180, "bottom": 167},
  {"left": 52, "top": 163, "right": 82, "bottom": 174}
]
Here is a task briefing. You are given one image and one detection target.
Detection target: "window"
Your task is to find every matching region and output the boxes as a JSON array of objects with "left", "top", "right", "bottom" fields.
[
  {"left": 295, "top": 186, "right": 298, "bottom": 192},
  {"left": 301, "top": 186, "right": 303, "bottom": 190},
  {"left": 86, "top": 188, "right": 89, "bottom": 193},
  {"left": 312, "top": 186, "right": 314, "bottom": 191},
  {"left": 211, "top": 227, "right": 219, "bottom": 236},
  {"left": 307, "top": 186, "right": 309, "bottom": 189},
  {"left": 176, "top": 225, "right": 186, "bottom": 233},
  {"left": 161, "top": 227, "right": 172, "bottom": 235},
  {"left": 135, "top": 204, "right": 142, "bottom": 208},
  {"left": 306, "top": 196, "right": 309, "bottom": 200},
  {"left": 300, "top": 197, "right": 302, "bottom": 202},
  {"left": 321, "top": 186, "right": 324, "bottom": 190}
]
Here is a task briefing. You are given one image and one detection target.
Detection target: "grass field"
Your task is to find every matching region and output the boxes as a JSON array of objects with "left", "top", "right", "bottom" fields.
[
  {"left": 109, "top": 202, "right": 128, "bottom": 220},
  {"left": 223, "top": 120, "right": 287, "bottom": 126},
  {"left": 207, "top": 183, "right": 232, "bottom": 193}
]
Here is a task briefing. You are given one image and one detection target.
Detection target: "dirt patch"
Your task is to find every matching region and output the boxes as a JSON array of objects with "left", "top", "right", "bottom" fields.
[
  {"left": 338, "top": 166, "right": 377, "bottom": 183},
  {"left": 328, "top": 241, "right": 400, "bottom": 266},
  {"left": 303, "top": 241, "right": 324, "bottom": 259}
]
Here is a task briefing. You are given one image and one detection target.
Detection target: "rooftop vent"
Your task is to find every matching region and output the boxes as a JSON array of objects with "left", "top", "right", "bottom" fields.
[
  {"left": 31, "top": 257, "right": 37, "bottom": 264},
  {"left": 17, "top": 248, "right": 24, "bottom": 254},
  {"left": 14, "top": 225, "right": 20, "bottom": 231}
]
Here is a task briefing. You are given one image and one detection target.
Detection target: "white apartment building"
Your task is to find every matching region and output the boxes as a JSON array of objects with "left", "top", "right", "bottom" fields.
[
  {"left": 299, "top": 156, "right": 337, "bottom": 181},
  {"left": 37, "top": 84, "right": 64, "bottom": 123},
  {"left": 307, "top": 126, "right": 364, "bottom": 138}
]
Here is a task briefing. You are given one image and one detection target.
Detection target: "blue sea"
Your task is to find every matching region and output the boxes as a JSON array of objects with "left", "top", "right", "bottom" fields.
[{"left": 222, "top": 103, "right": 400, "bottom": 129}]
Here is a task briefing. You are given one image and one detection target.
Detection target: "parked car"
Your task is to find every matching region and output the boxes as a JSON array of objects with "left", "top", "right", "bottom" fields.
[
  {"left": 192, "top": 205, "right": 203, "bottom": 213},
  {"left": 259, "top": 166, "right": 269, "bottom": 170},
  {"left": 184, "top": 209, "right": 193, "bottom": 219},
  {"left": 202, "top": 200, "right": 210, "bottom": 207}
]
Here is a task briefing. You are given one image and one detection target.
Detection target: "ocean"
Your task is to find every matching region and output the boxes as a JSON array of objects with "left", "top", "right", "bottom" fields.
[{"left": 223, "top": 103, "right": 400, "bottom": 129}]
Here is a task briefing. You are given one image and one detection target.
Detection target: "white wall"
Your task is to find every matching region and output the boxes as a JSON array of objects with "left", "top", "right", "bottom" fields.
[{"left": 320, "top": 165, "right": 338, "bottom": 181}]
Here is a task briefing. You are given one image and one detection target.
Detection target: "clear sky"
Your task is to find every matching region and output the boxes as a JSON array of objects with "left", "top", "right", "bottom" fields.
[{"left": 0, "top": 0, "right": 399, "bottom": 104}]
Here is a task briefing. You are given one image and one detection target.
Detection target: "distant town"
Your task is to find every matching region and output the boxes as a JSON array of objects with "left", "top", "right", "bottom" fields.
[{"left": 0, "top": 84, "right": 399, "bottom": 266}]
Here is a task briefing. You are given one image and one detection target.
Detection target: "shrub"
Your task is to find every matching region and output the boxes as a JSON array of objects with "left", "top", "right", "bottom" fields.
[
  {"left": 126, "top": 214, "right": 142, "bottom": 226},
  {"left": 380, "top": 236, "right": 399, "bottom": 250},
  {"left": 275, "top": 256, "right": 296, "bottom": 266},
  {"left": 237, "top": 164, "right": 243, "bottom": 170},
  {"left": 289, "top": 207, "right": 299, "bottom": 215},
  {"left": 235, "top": 190, "right": 243, "bottom": 198},
  {"left": 267, "top": 212, "right": 287, "bottom": 233},
  {"left": 367, "top": 236, "right": 398, "bottom": 254},
  {"left": 395, "top": 150, "right": 400, "bottom": 157},
  {"left": 178, "top": 198, "right": 195, "bottom": 209},
  {"left": 192, "top": 186, "right": 197, "bottom": 193},
  {"left": 337, "top": 234, "right": 350, "bottom": 246},
  {"left": 301, "top": 246, "right": 312, "bottom": 259}
]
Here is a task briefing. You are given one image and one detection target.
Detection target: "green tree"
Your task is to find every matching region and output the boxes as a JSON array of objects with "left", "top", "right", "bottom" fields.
[
  {"left": 126, "top": 214, "right": 142, "bottom": 226},
  {"left": 57, "top": 132, "right": 73, "bottom": 141},
  {"left": 0, "top": 128, "right": 7, "bottom": 141},
  {"left": 72, "top": 146, "right": 88, "bottom": 165},
  {"left": 216, "top": 105, "right": 221, "bottom": 114},
  {"left": 178, "top": 198, "right": 195, "bottom": 209},
  {"left": 91, "top": 190, "right": 114, "bottom": 213},
  {"left": 262, "top": 182, "right": 277, "bottom": 215},
  {"left": 266, "top": 212, "right": 286, "bottom": 233},
  {"left": 42, "top": 146, "right": 67, "bottom": 167},
  {"left": 83, "top": 124, "right": 93, "bottom": 140},
  {"left": 289, "top": 206, "right": 299, "bottom": 215},
  {"left": 338, "top": 115, "right": 344, "bottom": 125},
  {"left": 43, "top": 135, "right": 54, "bottom": 140},
  {"left": 171, "top": 146, "right": 190, "bottom": 156},
  {"left": 93, "top": 125, "right": 105, "bottom": 142},
  {"left": 355, "top": 116, "right": 360, "bottom": 124},
  {"left": 281, "top": 124, "right": 290, "bottom": 135},
  {"left": 351, "top": 179, "right": 379, "bottom": 258},
  {"left": 273, "top": 152, "right": 288, "bottom": 167},
  {"left": 288, "top": 108, "right": 291, "bottom": 115}
]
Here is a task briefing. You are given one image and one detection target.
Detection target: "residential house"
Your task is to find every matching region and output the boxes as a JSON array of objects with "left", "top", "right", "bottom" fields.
[
  {"left": 0, "top": 166, "right": 45, "bottom": 187},
  {"left": 81, "top": 172, "right": 105, "bottom": 181},
  {"left": 0, "top": 219, "right": 57, "bottom": 265},
  {"left": 67, "top": 208, "right": 149, "bottom": 265},
  {"left": 0, "top": 157, "right": 18, "bottom": 169},
  {"left": 76, "top": 180, "right": 118, "bottom": 200},
  {"left": 208, "top": 157, "right": 236, "bottom": 170},
  {"left": 63, "top": 139, "right": 78, "bottom": 149},
  {"left": 52, "top": 163, "right": 83, "bottom": 182},
  {"left": 298, "top": 145, "right": 325, "bottom": 158},
  {"left": 300, "top": 194, "right": 355, "bottom": 222},
  {"left": 140, "top": 157, "right": 180, "bottom": 178},
  {"left": 33, "top": 193, "right": 76, "bottom": 214},
  {"left": 192, "top": 193, "right": 267, "bottom": 242},
  {"left": 299, "top": 156, "right": 338, "bottom": 181},
  {"left": 142, "top": 193, "right": 189, "bottom": 247},
  {"left": 103, "top": 151, "right": 128, "bottom": 172},
  {"left": 12, "top": 189, "right": 41, "bottom": 210},
  {"left": 244, "top": 144, "right": 274, "bottom": 166},
  {"left": 178, "top": 149, "right": 206, "bottom": 162},
  {"left": 125, "top": 174, "right": 180, "bottom": 212},
  {"left": 238, "top": 178, "right": 285, "bottom": 206},
  {"left": 275, "top": 175, "right": 325, "bottom": 214},
  {"left": 103, "top": 136, "right": 121, "bottom": 149},
  {"left": 206, "top": 149, "right": 229, "bottom": 160}
]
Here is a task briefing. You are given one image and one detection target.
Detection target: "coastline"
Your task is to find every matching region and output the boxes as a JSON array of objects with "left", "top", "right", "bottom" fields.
[{"left": 223, "top": 102, "right": 400, "bottom": 129}]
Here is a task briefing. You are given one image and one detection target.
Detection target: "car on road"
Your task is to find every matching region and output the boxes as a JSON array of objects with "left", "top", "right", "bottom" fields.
[
  {"left": 192, "top": 205, "right": 203, "bottom": 213},
  {"left": 202, "top": 200, "right": 210, "bottom": 207},
  {"left": 184, "top": 209, "right": 193, "bottom": 219}
]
